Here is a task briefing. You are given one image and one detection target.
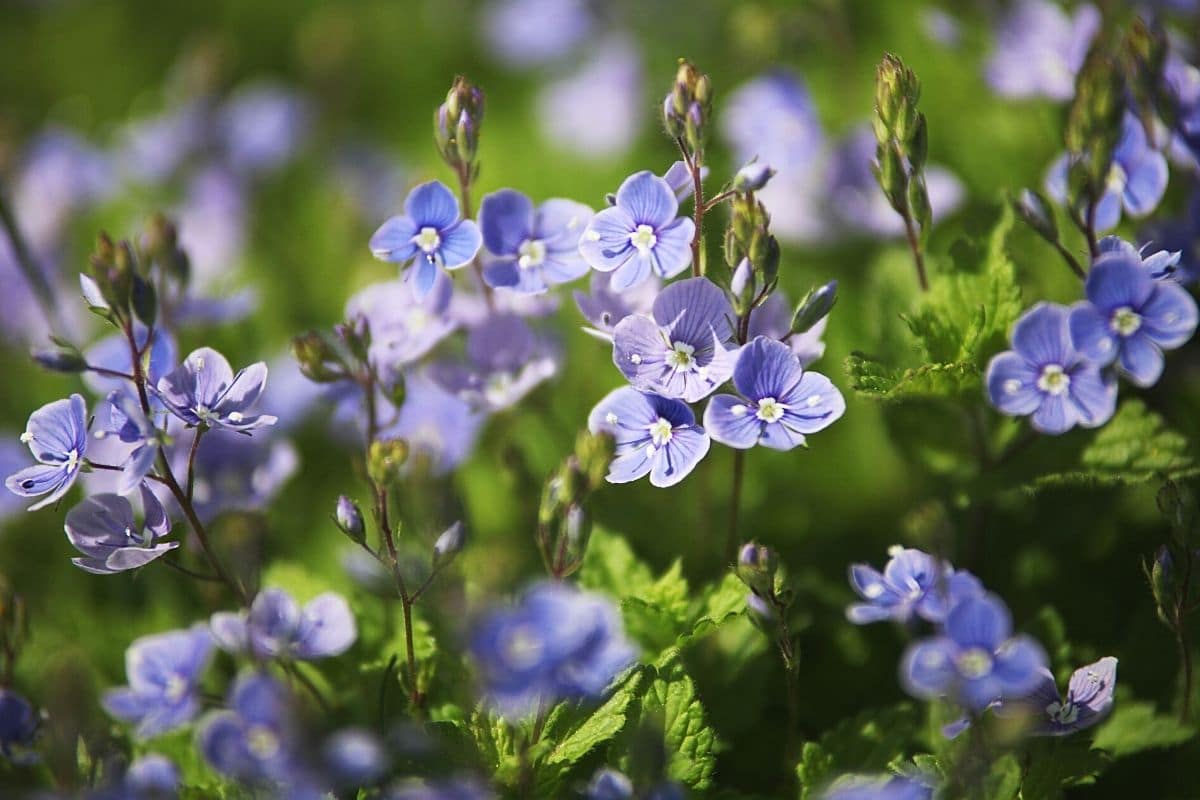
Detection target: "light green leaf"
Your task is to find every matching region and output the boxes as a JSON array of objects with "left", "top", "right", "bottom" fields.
[
  {"left": 796, "top": 703, "right": 922, "bottom": 798},
  {"left": 1092, "top": 700, "right": 1196, "bottom": 758},
  {"left": 643, "top": 651, "right": 719, "bottom": 790},
  {"left": 546, "top": 667, "right": 645, "bottom": 766}
]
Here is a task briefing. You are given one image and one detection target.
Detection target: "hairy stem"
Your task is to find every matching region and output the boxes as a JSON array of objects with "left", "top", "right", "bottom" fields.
[
  {"left": 901, "top": 212, "right": 929, "bottom": 292},
  {"left": 677, "top": 137, "right": 704, "bottom": 276},
  {"left": 0, "top": 188, "right": 58, "bottom": 326}
]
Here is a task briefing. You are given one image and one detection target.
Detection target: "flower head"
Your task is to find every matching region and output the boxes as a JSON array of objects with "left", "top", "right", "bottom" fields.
[
  {"left": 430, "top": 314, "right": 559, "bottom": 412},
  {"left": 98, "top": 391, "right": 161, "bottom": 495},
  {"left": 122, "top": 754, "right": 181, "bottom": 797},
  {"left": 588, "top": 387, "right": 710, "bottom": 487},
  {"left": 901, "top": 594, "right": 1048, "bottom": 713},
  {"left": 369, "top": 181, "right": 483, "bottom": 298},
  {"left": 1096, "top": 235, "right": 1182, "bottom": 282},
  {"left": 746, "top": 292, "right": 827, "bottom": 366},
  {"left": 346, "top": 276, "right": 458, "bottom": 379},
  {"left": 6, "top": 394, "right": 88, "bottom": 511},
  {"left": 218, "top": 83, "right": 311, "bottom": 175},
  {"left": 985, "top": 0, "right": 1099, "bottom": 101},
  {"left": 65, "top": 485, "right": 176, "bottom": 574},
  {"left": 210, "top": 587, "right": 356, "bottom": 662},
  {"left": 1140, "top": 190, "right": 1200, "bottom": 285},
  {"left": 198, "top": 673, "right": 299, "bottom": 785},
  {"left": 579, "top": 171, "right": 696, "bottom": 291},
  {"left": 704, "top": 336, "right": 845, "bottom": 451},
  {"left": 379, "top": 372, "right": 485, "bottom": 476},
  {"left": 846, "top": 546, "right": 983, "bottom": 625},
  {"left": 479, "top": 189, "right": 594, "bottom": 293},
  {"left": 986, "top": 303, "right": 1117, "bottom": 434},
  {"left": 155, "top": 347, "right": 277, "bottom": 432},
  {"left": 587, "top": 768, "right": 634, "bottom": 800},
  {"left": 469, "top": 582, "right": 635, "bottom": 719},
  {"left": 998, "top": 656, "right": 1117, "bottom": 736},
  {"left": 102, "top": 624, "right": 213, "bottom": 738},
  {"left": 0, "top": 689, "right": 39, "bottom": 764},
  {"left": 612, "top": 277, "right": 736, "bottom": 402},
  {"left": 573, "top": 271, "right": 660, "bottom": 342},
  {"left": 1069, "top": 251, "right": 1198, "bottom": 387}
]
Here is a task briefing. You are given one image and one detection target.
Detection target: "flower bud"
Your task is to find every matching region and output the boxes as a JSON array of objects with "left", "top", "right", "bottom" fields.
[
  {"left": 291, "top": 331, "right": 347, "bottom": 383},
  {"left": 748, "top": 230, "right": 780, "bottom": 284},
  {"left": 433, "top": 521, "right": 466, "bottom": 568},
  {"left": 791, "top": 281, "right": 838, "bottom": 335},
  {"left": 732, "top": 161, "right": 775, "bottom": 193},
  {"left": 334, "top": 495, "right": 365, "bottom": 542},
  {"left": 736, "top": 542, "right": 777, "bottom": 596},
  {"left": 368, "top": 439, "right": 409, "bottom": 487},
  {"left": 663, "top": 59, "right": 712, "bottom": 156},
  {"left": 575, "top": 430, "right": 615, "bottom": 489},
  {"left": 142, "top": 213, "right": 178, "bottom": 266},
  {"left": 436, "top": 76, "right": 485, "bottom": 174},
  {"left": 729, "top": 258, "right": 757, "bottom": 317},
  {"left": 31, "top": 343, "right": 88, "bottom": 373},
  {"left": 1013, "top": 188, "right": 1058, "bottom": 243},
  {"left": 131, "top": 273, "right": 158, "bottom": 328},
  {"left": 1149, "top": 545, "right": 1177, "bottom": 627},
  {"left": 746, "top": 592, "right": 778, "bottom": 633}
]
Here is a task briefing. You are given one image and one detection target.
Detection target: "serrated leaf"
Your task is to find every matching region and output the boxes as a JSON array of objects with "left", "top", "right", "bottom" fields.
[
  {"left": 1092, "top": 700, "right": 1196, "bottom": 757},
  {"left": 845, "top": 354, "right": 981, "bottom": 401},
  {"left": 644, "top": 652, "right": 718, "bottom": 790},
  {"left": 1021, "top": 736, "right": 1108, "bottom": 800},
  {"left": 546, "top": 667, "right": 645, "bottom": 766},
  {"left": 677, "top": 573, "right": 747, "bottom": 649},
  {"left": 796, "top": 703, "right": 922, "bottom": 798}
]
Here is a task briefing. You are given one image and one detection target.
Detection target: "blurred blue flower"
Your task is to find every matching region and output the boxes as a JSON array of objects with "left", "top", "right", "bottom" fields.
[
  {"left": 482, "top": 0, "right": 592, "bottom": 68},
  {"left": 846, "top": 546, "right": 983, "bottom": 625},
  {"left": 580, "top": 171, "right": 696, "bottom": 291},
  {"left": 479, "top": 189, "right": 594, "bottom": 293},
  {"left": 370, "top": 181, "right": 483, "bottom": 298},
  {"left": 102, "top": 624, "right": 213, "bottom": 738},
  {"left": 998, "top": 656, "right": 1117, "bottom": 736},
  {"left": 0, "top": 689, "right": 39, "bottom": 764},
  {"left": 174, "top": 166, "right": 249, "bottom": 295},
  {"left": 470, "top": 582, "right": 635, "bottom": 719},
  {"left": 746, "top": 292, "right": 827, "bottom": 366},
  {"left": 821, "top": 773, "right": 932, "bottom": 800},
  {"left": 5, "top": 394, "right": 89, "bottom": 511},
  {"left": 573, "top": 271, "right": 660, "bottom": 342},
  {"left": 985, "top": 0, "right": 1099, "bottom": 101},
  {"left": 386, "top": 776, "right": 494, "bottom": 799},
  {"left": 155, "top": 347, "right": 277, "bottom": 432},
  {"left": 587, "top": 767, "right": 633, "bottom": 800},
  {"left": 82, "top": 325, "right": 177, "bottom": 400},
  {"left": 0, "top": 438, "right": 28, "bottom": 522},
  {"left": 175, "top": 429, "right": 298, "bottom": 521},
  {"left": 65, "top": 485, "right": 176, "bottom": 574},
  {"left": 704, "top": 336, "right": 845, "bottom": 451},
  {"left": 431, "top": 314, "right": 559, "bottom": 413},
  {"left": 612, "top": 277, "right": 736, "bottom": 402},
  {"left": 1046, "top": 113, "right": 1169, "bottom": 233},
  {"left": 116, "top": 100, "right": 207, "bottom": 184},
  {"left": 198, "top": 672, "right": 300, "bottom": 785},
  {"left": 1164, "top": 53, "right": 1200, "bottom": 167},
  {"left": 379, "top": 372, "right": 485, "bottom": 476},
  {"left": 588, "top": 387, "right": 710, "bottom": 487},
  {"left": 1068, "top": 251, "right": 1198, "bottom": 387},
  {"left": 536, "top": 36, "right": 643, "bottom": 160},
  {"left": 1141, "top": 190, "right": 1200, "bottom": 284},
  {"left": 217, "top": 83, "right": 311, "bottom": 175},
  {"left": 901, "top": 594, "right": 1048, "bottom": 713},
  {"left": 323, "top": 728, "right": 388, "bottom": 787},
  {"left": 346, "top": 275, "right": 458, "bottom": 379},
  {"left": 985, "top": 303, "right": 1117, "bottom": 435},
  {"left": 13, "top": 128, "right": 114, "bottom": 249},
  {"left": 662, "top": 160, "right": 708, "bottom": 203},
  {"left": 210, "top": 587, "right": 356, "bottom": 661}
]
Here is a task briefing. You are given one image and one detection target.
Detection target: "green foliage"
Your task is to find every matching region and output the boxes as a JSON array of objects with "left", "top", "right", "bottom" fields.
[
  {"left": 796, "top": 703, "right": 922, "bottom": 798},
  {"left": 636, "top": 650, "right": 719, "bottom": 790},
  {"left": 1021, "top": 737, "right": 1108, "bottom": 800},
  {"left": 1092, "top": 700, "right": 1197, "bottom": 758}
]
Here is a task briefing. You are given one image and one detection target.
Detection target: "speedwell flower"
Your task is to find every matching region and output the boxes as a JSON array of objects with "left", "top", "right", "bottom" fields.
[
  {"left": 102, "top": 624, "right": 213, "bottom": 739},
  {"left": 210, "top": 587, "right": 356, "bottom": 662},
  {"left": 478, "top": 189, "right": 594, "bottom": 293},
  {"left": 6, "top": 394, "right": 88, "bottom": 510},
  {"left": 573, "top": 271, "right": 660, "bottom": 342},
  {"left": 846, "top": 546, "right": 983, "bottom": 625},
  {"left": 65, "top": 484, "right": 176, "bottom": 574},
  {"left": 430, "top": 314, "right": 559, "bottom": 412},
  {"left": 997, "top": 656, "right": 1117, "bottom": 736},
  {"left": 588, "top": 387, "right": 710, "bottom": 487},
  {"left": 155, "top": 347, "right": 277, "bottom": 432}
]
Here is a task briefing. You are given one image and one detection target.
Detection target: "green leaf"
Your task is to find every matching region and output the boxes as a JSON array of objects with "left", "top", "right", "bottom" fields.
[
  {"left": 642, "top": 651, "right": 719, "bottom": 790},
  {"left": 546, "top": 667, "right": 645, "bottom": 766},
  {"left": 1021, "top": 736, "right": 1108, "bottom": 800},
  {"left": 1092, "top": 700, "right": 1196, "bottom": 758},
  {"left": 796, "top": 703, "right": 922, "bottom": 798},
  {"left": 677, "top": 573, "right": 747, "bottom": 649},
  {"left": 845, "top": 353, "right": 981, "bottom": 401}
]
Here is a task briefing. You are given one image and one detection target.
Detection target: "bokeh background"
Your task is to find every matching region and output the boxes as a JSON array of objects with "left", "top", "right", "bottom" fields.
[{"left": 1, "top": 0, "right": 1198, "bottom": 795}]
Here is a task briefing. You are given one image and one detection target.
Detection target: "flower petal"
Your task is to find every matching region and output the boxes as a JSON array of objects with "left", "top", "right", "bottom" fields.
[
  {"left": 649, "top": 426, "right": 709, "bottom": 487},
  {"left": 479, "top": 189, "right": 534, "bottom": 256},
  {"left": 654, "top": 277, "right": 734, "bottom": 348},
  {"left": 438, "top": 220, "right": 483, "bottom": 270},
  {"left": 1085, "top": 255, "right": 1155, "bottom": 314},
  {"left": 1122, "top": 150, "right": 1168, "bottom": 218},
  {"left": 615, "top": 171, "right": 678, "bottom": 226},
  {"left": 404, "top": 180, "right": 460, "bottom": 229},
  {"left": 1068, "top": 302, "right": 1118, "bottom": 366},
  {"left": 1031, "top": 393, "right": 1078, "bottom": 435},
  {"left": 295, "top": 593, "right": 357, "bottom": 659},
  {"left": 369, "top": 216, "right": 418, "bottom": 262},
  {"left": 1141, "top": 282, "right": 1199, "bottom": 349},
  {"left": 579, "top": 206, "right": 637, "bottom": 273},
  {"left": 1117, "top": 334, "right": 1164, "bottom": 387},
  {"left": 1012, "top": 303, "right": 1073, "bottom": 366},
  {"left": 986, "top": 351, "right": 1042, "bottom": 416},
  {"left": 945, "top": 595, "right": 1011, "bottom": 651},
  {"left": 901, "top": 638, "right": 958, "bottom": 699},
  {"left": 1065, "top": 363, "right": 1116, "bottom": 428},
  {"left": 649, "top": 216, "right": 695, "bottom": 280},
  {"left": 703, "top": 394, "right": 761, "bottom": 449}
]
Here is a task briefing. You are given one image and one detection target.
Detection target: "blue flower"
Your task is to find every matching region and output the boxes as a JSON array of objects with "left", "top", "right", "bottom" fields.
[
  {"left": 1165, "top": 52, "right": 1200, "bottom": 167},
  {"left": 82, "top": 325, "right": 177, "bottom": 400},
  {"left": 172, "top": 429, "right": 297, "bottom": 521},
  {"left": 0, "top": 689, "right": 39, "bottom": 764},
  {"left": 65, "top": 485, "right": 177, "bottom": 574},
  {"left": 482, "top": 0, "right": 592, "bottom": 68},
  {"left": 846, "top": 546, "right": 983, "bottom": 625},
  {"left": 612, "top": 277, "right": 736, "bottom": 402},
  {"left": 588, "top": 387, "right": 711, "bottom": 488},
  {"left": 197, "top": 672, "right": 299, "bottom": 785},
  {"left": 997, "top": 656, "right": 1117, "bottom": 736},
  {"left": 704, "top": 336, "right": 845, "bottom": 451},
  {"left": 346, "top": 276, "right": 458, "bottom": 381},
  {"left": 155, "top": 348, "right": 278, "bottom": 432},
  {"left": 573, "top": 271, "right": 660, "bottom": 342},
  {"left": 479, "top": 189, "right": 594, "bottom": 293},
  {"left": 662, "top": 160, "right": 708, "bottom": 202},
  {"left": 901, "top": 594, "right": 1048, "bottom": 713},
  {"left": 579, "top": 171, "right": 696, "bottom": 291},
  {"left": 535, "top": 36, "right": 642, "bottom": 160},
  {"left": 1068, "top": 251, "right": 1198, "bottom": 386},
  {"left": 469, "top": 582, "right": 635, "bottom": 719},
  {"left": 217, "top": 82, "right": 311, "bottom": 175},
  {"left": 821, "top": 774, "right": 932, "bottom": 800},
  {"left": 98, "top": 391, "right": 160, "bottom": 495},
  {"left": 102, "top": 624, "right": 213, "bottom": 738},
  {"left": 210, "top": 587, "right": 356, "bottom": 661},
  {"left": 1046, "top": 113, "right": 1169, "bottom": 233},
  {"left": 387, "top": 776, "right": 494, "bottom": 799},
  {"left": 430, "top": 314, "right": 559, "bottom": 412},
  {"left": 1141, "top": 190, "right": 1200, "bottom": 284},
  {"left": 587, "top": 768, "right": 634, "bottom": 800},
  {"left": 5, "top": 394, "right": 89, "bottom": 511},
  {"left": 985, "top": 303, "right": 1117, "bottom": 434},
  {"left": 1096, "top": 235, "right": 1182, "bottom": 282},
  {"left": 369, "top": 181, "right": 483, "bottom": 298},
  {"left": 122, "top": 754, "right": 182, "bottom": 798},
  {"left": 323, "top": 728, "right": 388, "bottom": 787},
  {"left": 746, "top": 292, "right": 827, "bottom": 366},
  {"left": 984, "top": 0, "right": 1099, "bottom": 101},
  {"left": 378, "top": 372, "right": 485, "bottom": 476}
]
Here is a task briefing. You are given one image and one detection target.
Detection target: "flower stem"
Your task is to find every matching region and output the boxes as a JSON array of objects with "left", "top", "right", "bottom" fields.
[
  {"left": 676, "top": 137, "right": 704, "bottom": 277},
  {"left": 456, "top": 165, "right": 495, "bottom": 310},
  {"left": 901, "top": 212, "right": 929, "bottom": 292},
  {"left": 185, "top": 425, "right": 206, "bottom": 503}
]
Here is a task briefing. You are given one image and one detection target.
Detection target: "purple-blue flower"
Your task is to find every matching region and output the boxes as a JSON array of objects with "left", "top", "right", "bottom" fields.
[
  {"left": 1046, "top": 113, "right": 1169, "bottom": 233},
  {"left": 369, "top": 181, "right": 483, "bottom": 298},
  {"left": 1164, "top": 52, "right": 1200, "bottom": 167},
  {"left": 1141, "top": 191, "right": 1200, "bottom": 284},
  {"left": 6, "top": 394, "right": 88, "bottom": 511},
  {"left": 102, "top": 624, "right": 213, "bottom": 738},
  {"left": 579, "top": 171, "right": 696, "bottom": 291},
  {"left": 217, "top": 83, "right": 311, "bottom": 176},
  {"left": 704, "top": 336, "right": 845, "bottom": 451},
  {"left": 469, "top": 582, "right": 635, "bottom": 719},
  {"left": 155, "top": 347, "right": 277, "bottom": 432},
  {"left": 346, "top": 275, "right": 458, "bottom": 380},
  {"left": 123, "top": 754, "right": 181, "bottom": 797},
  {"left": 430, "top": 314, "right": 559, "bottom": 412},
  {"left": 901, "top": 594, "right": 1048, "bottom": 713},
  {"left": 985, "top": 303, "right": 1117, "bottom": 434},
  {"left": 985, "top": 0, "right": 1099, "bottom": 101},
  {"left": 535, "top": 36, "right": 642, "bottom": 160},
  {"left": 1096, "top": 235, "right": 1183, "bottom": 282},
  {"left": 210, "top": 587, "right": 356, "bottom": 661},
  {"left": 821, "top": 774, "right": 932, "bottom": 800},
  {"left": 482, "top": 0, "right": 592, "bottom": 68},
  {"left": 378, "top": 372, "right": 485, "bottom": 476},
  {"left": 82, "top": 325, "right": 177, "bottom": 399},
  {"left": 198, "top": 672, "right": 299, "bottom": 785},
  {"left": 587, "top": 768, "right": 634, "bottom": 800},
  {"left": 573, "top": 271, "right": 660, "bottom": 342},
  {"left": 612, "top": 277, "right": 736, "bottom": 402},
  {"left": 1068, "top": 251, "right": 1198, "bottom": 386},
  {"left": 0, "top": 689, "right": 39, "bottom": 764},
  {"left": 746, "top": 292, "right": 827, "bottom": 366},
  {"left": 174, "top": 429, "right": 298, "bottom": 521},
  {"left": 323, "top": 728, "right": 388, "bottom": 787},
  {"left": 588, "top": 387, "right": 710, "bottom": 488},
  {"left": 97, "top": 391, "right": 162, "bottom": 495},
  {"left": 387, "top": 776, "right": 494, "bottom": 800},
  {"left": 479, "top": 189, "right": 594, "bottom": 293},
  {"left": 846, "top": 547, "right": 983, "bottom": 625},
  {"left": 997, "top": 656, "right": 1117, "bottom": 736},
  {"left": 65, "top": 485, "right": 176, "bottom": 574}
]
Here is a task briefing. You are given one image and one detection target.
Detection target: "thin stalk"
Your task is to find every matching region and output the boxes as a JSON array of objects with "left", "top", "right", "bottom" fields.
[
  {"left": 1051, "top": 240, "right": 1087, "bottom": 280},
  {"left": 0, "top": 189, "right": 58, "bottom": 326},
  {"left": 185, "top": 425, "right": 206, "bottom": 503},
  {"left": 161, "top": 558, "right": 222, "bottom": 583},
  {"left": 1178, "top": 545, "right": 1195, "bottom": 724},
  {"left": 901, "top": 213, "right": 929, "bottom": 292},
  {"left": 676, "top": 137, "right": 704, "bottom": 276},
  {"left": 456, "top": 166, "right": 494, "bottom": 309}
]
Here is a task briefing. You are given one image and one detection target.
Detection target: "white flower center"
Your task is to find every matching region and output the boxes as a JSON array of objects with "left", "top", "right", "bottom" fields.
[
  {"left": 756, "top": 397, "right": 786, "bottom": 423},
  {"left": 1046, "top": 700, "right": 1079, "bottom": 725},
  {"left": 629, "top": 224, "right": 658, "bottom": 254},
  {"left": 163, "top": 673, "right": 188, "bottom": 704},
  {"left": 484, "top": 372, "right": 514, "bottom": 406},
  {"left": 65, "top": 449, "right": 80, "bottom": 471},
  {"left": 1110, "top": 306, "right": 1142, "bottom": 336},
  {"left": 502, "top": 624, "right": 544, "bottom": 669},
  {"left": 1036, "top": 364, "right": 1070, "bottom": 396},
  {"left": 1105, "top": 161, "right": 1128, "bottom": 193},
  {"left": 414, "top": 226, "right": 442, "bottom": 254},
  {"left": 956, "top": 647, "right": 994, "bottom": 680},
  {"left": 195, "top": 404, "right": 212, "bottom": 421},
  {"left": 666, "top": 340, "right": 696, "bottom": 370},
  {"left": 648, "top": 417, "right": 674, "bottom": 447},
  {"left": 247, "top": 725, "right": 281, "bottom": 760},
  {"left": 517, "top": 239, "right": 546, "bottom": 269}
]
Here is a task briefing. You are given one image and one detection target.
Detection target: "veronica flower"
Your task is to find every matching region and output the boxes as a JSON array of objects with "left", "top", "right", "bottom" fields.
[
  {"left": 469, "top": 582, "right": 635, "bottom": 719},
  {"left": 370, "top": 181, "right": 483, "bottom": 298},
  {"left": 997, "top": 657, "right": 1117, "bottom": 736},
  {"left": 588, "top": 387, "right": 710, "bottom": 487},
  {"left": 122, "top": 754, "right": 182, "bottom": 797},
  {"left": 217, "top": 83, "right": 311, "bottom": 175},
  {"left": 479, "top": 189, "right": 594, "bottom": 293},
  {"left": 379, "top": 372, "right": 485, "bottom": 476},
  {"left": 821, "top": 774, "right": 932, "bottom": 800},
  {"left": 704, "top": 336, "right": 845, "bottom": 451},
  {"left": 198, "top": 673, "right": 300, "bottom": 785},
  {"left": 985, "top": 303, "right": 1117, "bottom": 435},
  {"left": 0, "top": 689, "right": 39, "bottom": 764},
  {"left": 612, "top": 277, "right": 736, "bottom": 402},
  {"left": 430, "top": 314, "right": 559, "bottom": 412},
  {"left": 323, "top": 728, "right": 388, "bottom": 787},
  {"left": 1095, "top": 235, "right": 1182, "bottom": 282},
  {"left": 536, "top": 36, "right": 642, "bottom": 160},
  {"left": 210, "top": 588, "right": 356, "bottom": 661},
  {"left": 984, "top": 0, "right": 1100, "bottom": 101},
  {"left": 6, "top": 394, "right": 88, "bottom": 511},
  {"left": 1164, "top": 52, "right": 1200, "bottom": 167},
  {"left": 65, "top": 485, "right": 176, "bottom": 574},
  {"left": 82, "top": 325, "right": 177, "bottom": 400},
  {"left": 587, "top": 768, "right": 634, "bottom": 800},
  {"left": 846, "top": 546, "right": 983, "bottom": 625},
  {"left": 1046, "top": 113, "right": 1169, "bottom": 233},
  {"left": 116, "top": 100, "right": 207, "bottom": 184},
  {"left": 175, "top": 167, "right": 249, "bottom": 294},
  {"left": 0, "top": 438, "right": 28, "bottom": 522},
  {"left": 178, "top": 429, "right": 298, "bottom": 521},
  {"left": 14, "top": 128, "right": 114, "bottom": 249},
  {"left": 102, "top": 625, "right": 213, "bottom": 738},
  {"left": 573, "top": 271, "right": 660, "bottom": 342},
  {"left": 1068, "top": 251, "right": 1198, "bottom": 387},
  {"left": 746, "top": 292, "right": 827, "bottom": 366},
  {"left": 155, "top": 347, "right": 277, "bottom": 432},
  {"left": 901, "top": 594, "right": 1048, "bottom": 713},
  {"left": 1141, "top": 190, "right": 1200, "bottom": 285},
  {"left": 579, "top": 171, "right": 696, "bottom": 291},
  {"left": 481, "top": 0, "right": 592, "bottom": 68},
  {"left": 345, "top": 275, "right": 458, "bottom": 380}
]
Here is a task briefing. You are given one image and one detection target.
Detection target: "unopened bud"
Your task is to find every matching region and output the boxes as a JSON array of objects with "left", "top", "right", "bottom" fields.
[
  {"left": 291, "top": 331, "right": 346, "bottom": 383},
  {"left": 433, "top": 521, "right": 466, "bottom": 567},
  {"left": 368, "top": 439, "right": 409, "bottom": 486},
  {"left": 732, "top": 161, "right": 775, "bottom": 193},
  {"left": 131, "top": 273, "right": 158, "bottom": 328},
  {"left": 736, "top": 542, "right": 777, "bottom": 596},
  {"left": 1157, "top": 480, "right": 1196, "bottom": 536},
  {"left": 32, "top": 342, "right": 87, "bottom": 373},
  {"left": 1014, "top": 189, "right": 1058, "bottom": 243},
  {"left": 791, "top": 281, "right": 838, "bottom": 335},
  {"left": 730, "top": 258, "right": 757, "bottom": 316},
  {"left": 1149, "top": 545, "right": 1177, "bottom": 626},
  {"left": 334, "top": 495, "right": 365, "bottom": 542},
  {"left": 746, "top": 592, "right": 778, "bottom": 633},
  {"left": 575, "top": 431, "right": 615, "bottom": 489}
]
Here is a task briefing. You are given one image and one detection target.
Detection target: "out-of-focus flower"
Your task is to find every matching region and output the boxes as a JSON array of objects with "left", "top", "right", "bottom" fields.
[
  {"left": 430, "top": 314, "right": 559, "bottom": 412},
  {"left": 5, "top": 394, "right": 89, "bottom": 511},
  {"left": 1141, "top": 190, "right": 1200, "bottom": 284},
  {"left": 378, "top": 372, "right": 484, "bottom": 476},
  {"left": 846, "top": 546, "right": 983, "bottom": 625},
  {"left": 14, "top": 128, "right": 114, "bottom": 249},
  {"left": 574, "top": 270, "right": 660, "bottom": 342},
  {"left": 746, "top": 292, "right": 827, "bottom": 366},
  {"left": 155, "top": 347, "right": 277, "bottom": 432},
  {"left": 821, "top": 773, "right": 932, "bottom": 800},
  {"left": 588, "top": 386, "right": 710, "bottom": 487},
  {"left": 481, "top": 0, "right": 592, "bottom": 68},
  {"left": 116, "top": 101, "right": 208, "bottom": 185},
  {"left": 587, "top": 768, "right": 633, "bottom": 800},
  {"left": 65, "top": 485, "right": 176, "bottom": 574},
  {"left": 179, "top": 429, "right": 298, "bottom": 521},
  {"left": 198, "top": 673, "right": 301, "bottom": 785},
  {"left": 175, "top": 166, "right": 249, "bottom": 292},
  {"left": 121, "top": 753, "right": 181, "bottom": 797},
  {"left": 210, "top": 587, "right": 356, "bottom": 661},
  {"left": 0, "top": 689, "right": 39, "bottom": 764},
  {"left": 985, "top": 0, "right": 1100, "bottom": 101},
  {"left": 346, "top": 275, "right": 458, "bottom": 379},
  {"left": 370, "top": 181, "right": 483, "bottom": 298},
  {"left": 536, "top": 36, "right": 643, "bottom": 159},
  {"left": 386, "top": 776, "right": 494, "bottom": 799},
  {"left": 102, "top": 625, "right": 213, "bottom": 738},
  {"left": 217, "top": 83, "right": 311, "bottom": 175},
  {"left": 323, "top": 728, "right": 388, "bottom": 787},
  {"left": 479, "top": 189, "right": 594, "bottom": 293},
  {"left": 997, "top": 657, "right": 1117, "bottom": 735},
  {"left": 332, "top": 142, "right": 408, "bottom": 222}
]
